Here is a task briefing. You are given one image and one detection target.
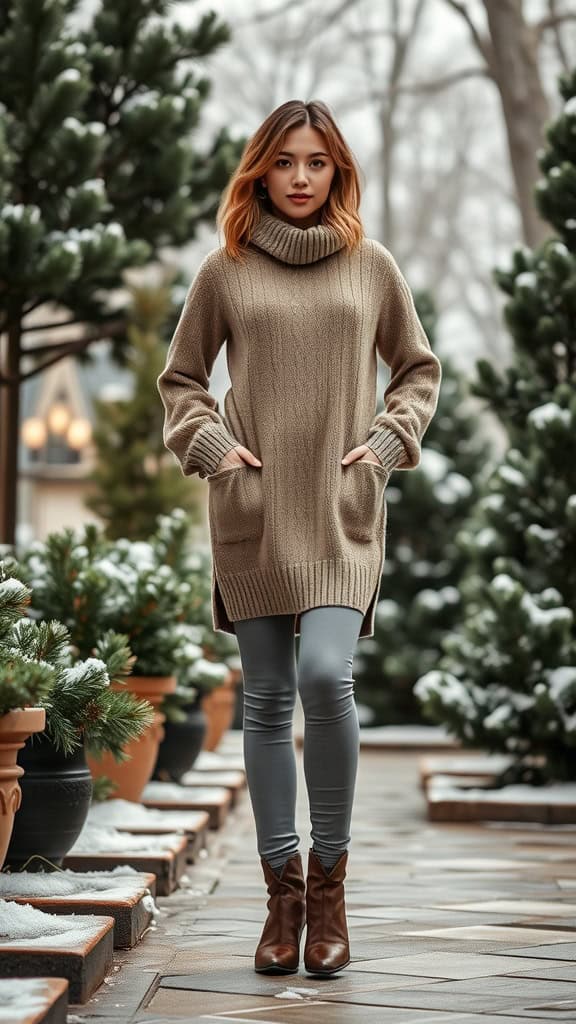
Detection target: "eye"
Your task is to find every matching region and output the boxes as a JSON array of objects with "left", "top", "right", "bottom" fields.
[{"left": 275, "top": 158, "right": 327, "bottom": 167}]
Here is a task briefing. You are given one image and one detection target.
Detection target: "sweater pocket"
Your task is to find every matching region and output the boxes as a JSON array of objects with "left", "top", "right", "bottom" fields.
[
  {"left": 339, "top": 460, "right": 388, "bottom": 543},
  {"left": 207, "top": 465, "right": 264, "bottom": 544}
]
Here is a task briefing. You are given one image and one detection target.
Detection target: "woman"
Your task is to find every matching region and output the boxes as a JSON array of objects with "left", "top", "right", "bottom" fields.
[{"left": 157, "top": 99, "right": 442, "bottom": 977}]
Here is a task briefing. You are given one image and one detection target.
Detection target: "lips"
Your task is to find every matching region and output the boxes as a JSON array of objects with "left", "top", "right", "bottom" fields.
[{"left": 288, "top": 194, "right": 312, "bottom": 198}]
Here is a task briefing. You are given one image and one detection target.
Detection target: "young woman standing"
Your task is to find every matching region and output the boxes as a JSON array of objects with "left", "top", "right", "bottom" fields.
[{"left": 158, "top": 99, "right": 442, "bottom": 977}]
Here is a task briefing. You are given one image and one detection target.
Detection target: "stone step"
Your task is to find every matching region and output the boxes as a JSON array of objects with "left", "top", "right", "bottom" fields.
[
  {"left": 87, "top": 800, "right": 210, "bottom": 863},
  {"left": 419, "top": 753, "right": 547, "bottom": 791},
  {"left": 419, "top": 753, "right": 514, "bottom": 790},
  {"left": 0, "top": 902, "right": 113, "bottom": 1003},
  {"left": 63, "top": 833, "right": 189, "bottom": 896},
  {"left": 179, "top": 769, "right": 246, "bottom": 807},
  {"left": 426, "top": 776, "right": 576, "bottom": 824},
  {"left": 295, "top": 724, "right": 462, "bottom": 751},
  {"left": 142, "top": 783, "right": 233, "bottom": 829},
  {"left": 194, "top": 750, "right": 245, "bottom": 773},
  {"left": 0, "top": 977, "right": 68, "bottom": 1024},
  {"left": 0, "top": 869, "right": 157, "bottom": 949}
]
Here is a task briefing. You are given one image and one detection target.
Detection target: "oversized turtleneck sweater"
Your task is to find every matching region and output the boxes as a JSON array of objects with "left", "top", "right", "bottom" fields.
[{"left": 157, "top": 206, "right": 442, "bottom": 640}]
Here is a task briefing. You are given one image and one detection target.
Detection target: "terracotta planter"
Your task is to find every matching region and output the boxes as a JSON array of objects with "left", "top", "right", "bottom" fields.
[
  {"left": 0, "top": 707, "right": 46, "bottom": 870},
  {"left": 86, "top": 675, "right": 176, "bottom": 802},
  {"left": 201, "top": 669, "right": 240, "bottom": 751}
]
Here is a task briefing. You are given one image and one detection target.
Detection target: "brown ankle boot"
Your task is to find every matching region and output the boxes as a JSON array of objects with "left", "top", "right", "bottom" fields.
[
  {"left": 254, "top": 851, "right": 306, "bottom": 974},
  {"left": 304, "top": 848, "right": 351, "bottom": 975}
]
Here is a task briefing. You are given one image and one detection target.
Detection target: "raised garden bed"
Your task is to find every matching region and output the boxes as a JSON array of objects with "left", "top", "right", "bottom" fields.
[
  {"left": 0, "top": 900, "right": 113, "bottom": 1003},
  {"left": 63, "top": 825, "right": 188, "bottom": 895},
  {"left": 141, "top": 782, "right": 233, "bottom": 829},
  {"left": 0, "top": 866, "right": 158, "bottom": 949}
]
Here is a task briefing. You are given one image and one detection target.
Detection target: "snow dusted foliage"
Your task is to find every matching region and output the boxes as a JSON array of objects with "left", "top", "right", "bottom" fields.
[
  {"left": 415, "top": 70, "right": 576, "bottom": 783},
  {"left": 354, "top": 331, "right": 489, "bottom": 725}
]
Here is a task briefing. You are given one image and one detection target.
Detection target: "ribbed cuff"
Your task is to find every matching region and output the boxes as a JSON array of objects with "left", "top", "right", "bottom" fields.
[
  {"left": 184, "top": 421, "right": 241, "bottom": 479},
  {"left": 364, "top": 427, "right": 406, "bottom": 474}
]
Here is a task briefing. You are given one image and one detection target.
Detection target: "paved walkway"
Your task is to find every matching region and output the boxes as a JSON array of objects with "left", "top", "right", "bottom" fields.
[{"left": 76, "top": 730, "right": 576, "bottom": 1024}]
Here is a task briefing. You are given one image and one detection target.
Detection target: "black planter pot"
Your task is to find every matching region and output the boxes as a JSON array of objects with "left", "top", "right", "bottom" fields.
[
  {"left": 5, "top": 732, "right": 93, "bottom": 871},
  {"left": 152, "top": 697, "right": 207, "bottom": 782}
]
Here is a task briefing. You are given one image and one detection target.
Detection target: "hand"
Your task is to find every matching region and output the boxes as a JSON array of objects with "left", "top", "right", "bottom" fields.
[
  {"left": 341, "top": 444, "right": 383, "bottom": 467},
  {"left": 214, "top": 444, "right": 262, "bottom": 473}
]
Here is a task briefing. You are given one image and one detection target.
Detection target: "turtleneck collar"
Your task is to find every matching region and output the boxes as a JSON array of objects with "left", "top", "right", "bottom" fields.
[{"left": 249, "top": 207, "right": 346, "bottom": 265}]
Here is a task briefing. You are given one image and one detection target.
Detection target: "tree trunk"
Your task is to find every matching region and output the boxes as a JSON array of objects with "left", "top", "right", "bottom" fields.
[
  {"left": 483, "top": 0, "right": 551, "bottom": 247},
  {"left": 0, "top": 318, "right": 21, "bottom": 546}
]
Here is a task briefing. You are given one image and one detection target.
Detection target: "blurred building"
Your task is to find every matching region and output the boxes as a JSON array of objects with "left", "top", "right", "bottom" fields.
[{"left": 18, "top": 341, "right": 133, "bottom": 544}]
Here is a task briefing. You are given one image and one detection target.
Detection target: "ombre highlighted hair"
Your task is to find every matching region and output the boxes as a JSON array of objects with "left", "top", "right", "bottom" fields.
[{"left": 216, "top": 99, "right": 365, "bottom": 261}]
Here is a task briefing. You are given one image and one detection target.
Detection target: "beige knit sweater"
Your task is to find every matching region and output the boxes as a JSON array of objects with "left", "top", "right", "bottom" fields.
[{"left": 157, "top": 207, "right": 442, "bottom": 639}]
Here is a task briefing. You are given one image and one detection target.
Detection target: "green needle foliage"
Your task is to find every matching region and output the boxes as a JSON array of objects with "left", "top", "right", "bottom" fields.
[
  {"left": 414, "top": 69, "right": 576, "bottom": 783},
  {"left": 0, "top": 561, "right": 154, "bottom": 755}
]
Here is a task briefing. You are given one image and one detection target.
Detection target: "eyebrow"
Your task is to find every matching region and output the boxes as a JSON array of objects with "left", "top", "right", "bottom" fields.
[{"left": 277, "top": 150, "right": 330, "bottom": 157}]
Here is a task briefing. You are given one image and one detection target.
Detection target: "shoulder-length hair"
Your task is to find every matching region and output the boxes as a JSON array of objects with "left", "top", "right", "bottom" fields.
[{"left": 216, "top": 99, "right": 365, "bottom": 262}]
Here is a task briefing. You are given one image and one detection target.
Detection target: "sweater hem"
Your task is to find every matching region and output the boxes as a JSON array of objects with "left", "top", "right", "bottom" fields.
[{"left": 214, "top": 557, "right": 382, "bottom": 638}]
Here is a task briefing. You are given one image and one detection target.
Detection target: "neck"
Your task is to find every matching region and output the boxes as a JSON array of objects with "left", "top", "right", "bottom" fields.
[{"left": 268, "top": 201, "right": 323, "bottom": 230}]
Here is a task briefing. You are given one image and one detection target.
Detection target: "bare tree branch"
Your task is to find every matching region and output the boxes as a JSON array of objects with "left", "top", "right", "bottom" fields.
[
  {"left": 232, "top": 0, "right": 311, "bottom": 27},
  {"left": 541, "top": 0, "right": 572, "bottom": 69},
  {"left": 443, "top": 0, "right": 493, "bottom": 65},
  {"left": 392, "top": 65, "right": 491, "bottom": 95},
  {"left": 536, "top": 7, "right": 576, "bottom": 38}
]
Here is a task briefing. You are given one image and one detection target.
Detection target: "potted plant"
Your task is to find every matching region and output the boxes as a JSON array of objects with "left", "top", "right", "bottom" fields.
[
  {"left": 0, "top": 561, "right": 154, "bottom": 870},
  {"left": 152, "top": 680, "right": 204, "bottom": 783},
  {"left": 153, "top": 653, "right": 231, "bottom": 781},
  {"left": 20, "top": 520, "right": 210, "bottom": 800},
  {"left": 152, "top": 512, "right": 242, "bottom": 754}
]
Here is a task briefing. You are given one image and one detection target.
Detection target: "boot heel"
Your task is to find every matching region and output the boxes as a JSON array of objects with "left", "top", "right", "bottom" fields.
[{"left": 254, "top": 851, "right": 306, "bottom": 974}]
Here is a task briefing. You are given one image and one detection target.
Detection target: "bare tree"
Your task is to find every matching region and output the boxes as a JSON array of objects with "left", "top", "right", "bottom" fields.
[{"left": 439, "top": 0, "right": 576, "bottom": 247}]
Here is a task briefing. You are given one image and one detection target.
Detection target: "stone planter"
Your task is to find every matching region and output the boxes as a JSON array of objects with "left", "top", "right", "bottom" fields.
[
  {"left": 5, "top": 732, "right": 92, "bottom": 871},
  {"left": 152, "top": 695, "right": 207, "bottom": 783},
  {"left": 0, "top": 707, "right": 46, "bottom": 870},
  {"left": 87, "top": 675, "right": 176, "bottom": 802},
  {"left": 201, "top": 669, "right": 241, "bottom": 752}
]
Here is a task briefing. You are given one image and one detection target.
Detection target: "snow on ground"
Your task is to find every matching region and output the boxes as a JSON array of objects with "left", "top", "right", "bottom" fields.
[
  {"left": 69, "top": 823, "right": 185, "bottom": 854},
  {"left": 0, "top": 899, "right": 109, "bottom": 947},
  {"left": 0, "top": 978, "right": 57, "bottom": 1019},
  {"left": 0, "top": 865, "right": 158, "bottom": 920},
  {"left": 87, "top": 798, "right": 199, "bottom": 832}
]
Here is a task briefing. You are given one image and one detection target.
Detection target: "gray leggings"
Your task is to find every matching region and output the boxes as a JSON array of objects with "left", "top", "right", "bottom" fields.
[{"left": 234, "top": 605, "right": 363, "bottom": 873}]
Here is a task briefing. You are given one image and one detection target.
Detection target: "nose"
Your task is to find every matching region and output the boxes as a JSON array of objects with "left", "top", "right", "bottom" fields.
[{"left": 292, "top": 166, "right": 309, "bottom": 187}]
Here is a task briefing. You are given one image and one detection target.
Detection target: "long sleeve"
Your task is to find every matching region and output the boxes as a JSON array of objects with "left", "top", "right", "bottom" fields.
[
  {"left": 364, "top": 247, "right": 442, "bottom": 474},
  {"left": 157, "top": 253, "right": 241, "bottom": 479}
]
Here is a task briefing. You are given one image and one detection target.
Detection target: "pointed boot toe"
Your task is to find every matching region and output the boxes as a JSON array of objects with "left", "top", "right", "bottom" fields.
[
  {"left": 254, "top": 851, "right": 306, "bottom": 974},
  {"left": 304, "top": 849, "right": 351, "bottom": 976}
]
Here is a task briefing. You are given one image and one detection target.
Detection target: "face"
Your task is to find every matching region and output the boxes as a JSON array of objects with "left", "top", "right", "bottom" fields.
[{"left": 260, "top": 123, "right": 336, "bottom": 228}]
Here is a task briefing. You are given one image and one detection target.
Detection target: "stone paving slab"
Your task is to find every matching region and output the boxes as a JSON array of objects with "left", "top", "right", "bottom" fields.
[{"left": 71, "top": 736, "right": 576, "bottom": 1023}]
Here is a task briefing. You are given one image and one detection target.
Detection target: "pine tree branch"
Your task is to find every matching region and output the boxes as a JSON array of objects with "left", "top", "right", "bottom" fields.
[
  {"left": 0, "top": 320, "right": 126, "bottom": 385},
  {"left": 23, "top": 317, "right": 87, "bottom": 333}
]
